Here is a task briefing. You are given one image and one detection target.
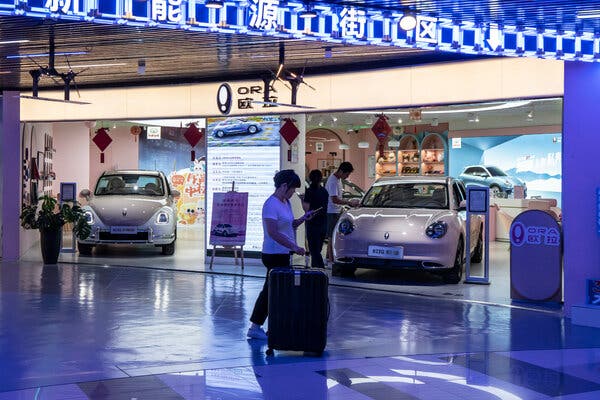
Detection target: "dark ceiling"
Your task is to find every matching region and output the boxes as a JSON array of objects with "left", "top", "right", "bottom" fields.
[{"left": 0, "top": 0, "right": 597, "bottom": 93}]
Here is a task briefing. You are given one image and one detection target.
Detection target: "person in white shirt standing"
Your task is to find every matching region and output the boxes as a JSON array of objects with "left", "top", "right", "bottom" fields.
[
  {"left": 247, "top": 169, "right": 317, "bottom": 340},
  {"left": 325, "top": 162, "right": 359, "bottom": 266}
]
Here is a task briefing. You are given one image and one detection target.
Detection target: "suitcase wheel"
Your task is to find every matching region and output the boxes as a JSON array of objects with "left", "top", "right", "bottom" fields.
[{"left": 266, "top": 348, "right": 274, "bottom": 356}]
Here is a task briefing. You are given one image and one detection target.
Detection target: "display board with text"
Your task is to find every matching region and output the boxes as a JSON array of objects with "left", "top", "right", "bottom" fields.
[{"left": 206, "top": 116, "right": 281, "bottom": 252}]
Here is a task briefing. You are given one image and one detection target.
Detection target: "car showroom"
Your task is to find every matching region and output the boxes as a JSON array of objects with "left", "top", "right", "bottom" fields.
[
  {"left": 12, "top": 78, "right": 563, "bottom": 304},
  {"left": 1, "top": 0, "right": 582, "bottom": 313}
]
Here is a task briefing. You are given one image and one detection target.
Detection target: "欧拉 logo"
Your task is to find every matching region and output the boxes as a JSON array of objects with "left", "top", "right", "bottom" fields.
[{"left": 217, "top": 83, "right": 232, "bottom": 115}]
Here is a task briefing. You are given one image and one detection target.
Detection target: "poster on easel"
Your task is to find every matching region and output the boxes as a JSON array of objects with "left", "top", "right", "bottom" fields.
[{"left": 209, "top": 190, "right": 248, "bottom": 246}]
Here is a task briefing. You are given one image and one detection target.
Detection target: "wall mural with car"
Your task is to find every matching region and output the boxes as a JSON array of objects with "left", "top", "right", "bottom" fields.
[
  {"left": 451, "top": 133, "right": 562, "bottom": 206},
  {"left": 139, "top": 124, "right": 207, "bottom": 226},
  {"left": 482, "top": 133, "right": 562, "bottom": 206}
]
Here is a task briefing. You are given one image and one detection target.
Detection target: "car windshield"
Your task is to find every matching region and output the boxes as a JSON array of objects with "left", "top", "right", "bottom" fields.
[
  {"left": 486, "top": 166, "right": 507, "bottom": 177},
  {"left": 362, "top": 183, "right": 448, "bottom": 209},
  {"left": 342, "top": 179, "right": 364, "bottom": 199},
  {"left": 95, "top": 174, "right": 164, "bottom": 196}
]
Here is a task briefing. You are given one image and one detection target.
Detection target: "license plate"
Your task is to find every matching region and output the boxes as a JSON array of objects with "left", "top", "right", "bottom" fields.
[
  {"left": 110, "top": 226, "right": 137, "bottom": 234},
  {"left": 368, "top": 245, "right": 404, "bottom": 259}
]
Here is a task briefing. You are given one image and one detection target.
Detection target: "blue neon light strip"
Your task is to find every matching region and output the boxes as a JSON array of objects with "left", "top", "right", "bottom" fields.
[{"left": 2, "top": 0, "right": 599, "bottom": 62}]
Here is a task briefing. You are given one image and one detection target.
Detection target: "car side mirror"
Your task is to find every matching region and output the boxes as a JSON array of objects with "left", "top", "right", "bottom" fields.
[
  {"left": 79, "top": 189, "right": 91, "bottom": 200},
  {"left": 458, "top": 199, "right": 467, "bottom": 211},
  {"left": 171, "top": 189, "right": 181, "bottom": 198}
]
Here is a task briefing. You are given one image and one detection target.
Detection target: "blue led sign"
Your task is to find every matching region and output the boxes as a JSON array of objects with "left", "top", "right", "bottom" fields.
[{"left": 2, "top": 0, "right": 600, "bottom": 62}]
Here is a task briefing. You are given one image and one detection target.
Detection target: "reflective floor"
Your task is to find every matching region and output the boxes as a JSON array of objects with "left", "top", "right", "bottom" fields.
[{"left": 2, "top": 257, "right": 600, "bottom": 399}]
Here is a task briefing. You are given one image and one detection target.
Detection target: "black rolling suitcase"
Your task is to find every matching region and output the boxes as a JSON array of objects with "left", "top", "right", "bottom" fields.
[{"left": 266, "top": 258, "right": 329, "bottom": 356}]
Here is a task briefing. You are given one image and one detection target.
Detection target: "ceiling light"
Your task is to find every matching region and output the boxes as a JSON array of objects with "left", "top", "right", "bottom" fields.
[
  {"left": 397, "top": 118, "right": 403, "bottom": 124},
  {"left": 299, "top": 9, "right": 317, "bottom": 19},
  {"left": 299, "top": 2, "right": 317, "bottom": 19},
  {"left": 6, "top": 51, "right": 88, "bottom": 59},
  {"left": 577, "top": 10, "right": 600, "bottom": 19},
  {"left": 399, "top": 11, "right": 417, "bottom": 31},
  {"left": 55, "top": 62, "right": 127, "bottom": 69},
  {"left": 358, "top": 141, "right": 370, "bottom": 149},
  {"left": 388, "top": 140, "right": 400, "bottom": 148},
  {"left": 467, "top": 112, "right": 479, "bottom": 123},
  {"left": 526, "top": 110, "right": 534, "bottom": 121},
  {"left": 365, "top": 116, "right": 374, "bottom": 125},
  {"left": 205, "top": 0, "right": 224, "bottom": 9},
  {"left": 331, "top": 115, "right": 338, "bottom": 122},
  {"left": 0, "top": 39, "right": 29, "bottom": 45},
  {"left": 339, "top": 143, "right": 350, "bottom": 150},
  {"left": 431, "top": 118, "right": 439, "bottom": 126}
]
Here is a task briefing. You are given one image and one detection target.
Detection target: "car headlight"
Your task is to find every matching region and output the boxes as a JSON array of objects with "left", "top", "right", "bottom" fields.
[
  {"left": 156, "top": 211, "right": 170, "bottom": 224},
  {"left": 338, "top": 218, "right": 354, "bottom": 235},
  {"left": 84, "top": 210, "right": 94, "bottom": 224},
  {"left": 426, "top": 221, "right": 447, "bottom": 239}
]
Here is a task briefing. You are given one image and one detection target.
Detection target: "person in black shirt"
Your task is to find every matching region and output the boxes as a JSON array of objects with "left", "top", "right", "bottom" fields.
[{"left": 302, "top": 169, "right": 329, "bottom": 268}]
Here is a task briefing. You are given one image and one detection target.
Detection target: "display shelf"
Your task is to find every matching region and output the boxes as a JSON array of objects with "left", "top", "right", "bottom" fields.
[
  {"left": 375, "top": 150, "right": 398, "bottom": 179},
  {"left": 420, "top": 133, "right": 447, "bottom": 175},
  {"left": 398, "top": 134, "right": 420, "bottom": 175}
]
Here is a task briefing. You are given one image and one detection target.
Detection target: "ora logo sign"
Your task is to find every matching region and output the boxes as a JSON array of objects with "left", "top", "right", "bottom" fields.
[{"left": 216, "top": 83, "right": 232, "bottom": 115}]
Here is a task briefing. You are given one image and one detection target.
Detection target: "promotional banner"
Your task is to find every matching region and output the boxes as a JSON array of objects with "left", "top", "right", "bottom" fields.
[
  {"left": 206, "top": 116, "right": 281, "bottom": 252},
  {"left": 209, "top": 192, "right": 249, "bottom": 246}
]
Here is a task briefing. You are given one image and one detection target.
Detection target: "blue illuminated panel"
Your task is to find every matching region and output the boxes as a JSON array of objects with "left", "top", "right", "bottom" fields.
[{"left": 2, "top": 0, "right": 600, "bottom": 62}]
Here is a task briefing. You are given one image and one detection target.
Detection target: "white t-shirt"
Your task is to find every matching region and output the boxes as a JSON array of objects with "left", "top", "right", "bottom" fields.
[
  {"left": 325, "top": 173, "right": 343, "bottom": 213},
  {"left": 262, "top": 195, "right": 296, "bottom": 254}
]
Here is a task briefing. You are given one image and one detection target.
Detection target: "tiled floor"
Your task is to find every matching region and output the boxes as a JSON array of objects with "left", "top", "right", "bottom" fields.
[{"left": 1, "top": 254, "right": 600, "bottom": 399}]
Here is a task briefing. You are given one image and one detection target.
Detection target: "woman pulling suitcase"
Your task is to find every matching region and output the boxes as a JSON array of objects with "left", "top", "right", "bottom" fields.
[{"left": 247, "top": 169, "right": 317, "bottom": 340}]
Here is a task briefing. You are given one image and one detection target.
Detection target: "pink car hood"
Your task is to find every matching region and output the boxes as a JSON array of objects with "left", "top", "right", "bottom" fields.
[{"left": 89, "top": 196, "right": 167, "bottom": 226}]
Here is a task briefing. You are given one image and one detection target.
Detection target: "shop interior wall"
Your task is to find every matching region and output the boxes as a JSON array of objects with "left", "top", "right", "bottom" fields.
[
  {"left": 19, "top": 122, "right": 52, "bottom": 255},
  {"left": 89, "top": 126, "right": 140, "bottom": 187},
  {"left": 19, "top": 58, "right": 563, "bottom": 122},
  {"left": 52, "top": 122, "right": 90, "bottom": 196},
  {"left": 306, "top": 123, "right": 450, "bottom": 191}
]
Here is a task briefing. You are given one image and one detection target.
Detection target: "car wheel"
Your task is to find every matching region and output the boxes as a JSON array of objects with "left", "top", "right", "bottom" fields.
[
  {"left": 162, "top": 240, "right": 176, "bottom": 255},
  {"left": 215, "top": 130, "right": 225, "bottom": 138},
  {"left": 247, "top": 125, "right": 258, "bottom": 134},
  {"left": 490, "top": 184, "right": 502, "bottom": 197},
  {"left": 443, "top": 238, "right": 464, "bottom": 284},
  {"left": 78, "top": 242, "right": 94, "bottom": 256},
  {"left": 470, "top": 225, "right": 484, "bottom": 263}
]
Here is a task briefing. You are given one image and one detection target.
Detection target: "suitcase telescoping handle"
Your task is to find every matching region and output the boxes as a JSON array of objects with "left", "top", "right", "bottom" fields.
[{"left": 289, "top": 251, "right": 310, "bottom": 269}]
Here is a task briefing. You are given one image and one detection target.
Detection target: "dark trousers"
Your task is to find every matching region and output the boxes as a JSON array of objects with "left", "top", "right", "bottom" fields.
[
  {"left": 250, "top": 253, "right": 290, "bottom": 326},
  {"left": 306, "top": 222, "right": 327, "bottom": 268}
]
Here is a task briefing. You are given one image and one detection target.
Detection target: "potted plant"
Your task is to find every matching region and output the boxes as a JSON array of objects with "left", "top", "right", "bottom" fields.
[{"left": 20, "top": 195, "right": 91, "bottom": 265}]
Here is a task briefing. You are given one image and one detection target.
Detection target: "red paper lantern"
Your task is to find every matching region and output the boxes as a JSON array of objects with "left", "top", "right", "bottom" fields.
[
  {"left": 371, "top": 114, "right": 392, "bottom": 155},
  {"left": 183, "top": 123, "right": 204, "bottom": 161},
  {"left": 92, "top": 128, "right": 112, "bottom": 163},
  {"left": 280, "top": 118, "right": 300, "bottom": 145}
]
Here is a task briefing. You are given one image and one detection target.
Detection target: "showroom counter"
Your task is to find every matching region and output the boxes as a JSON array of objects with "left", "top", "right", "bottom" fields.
[{"left": 492, "top": 198, "right": 561, "bottom": 241}]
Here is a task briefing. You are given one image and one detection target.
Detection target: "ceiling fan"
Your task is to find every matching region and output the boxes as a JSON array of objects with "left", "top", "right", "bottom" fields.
[
  {"left": 252, "top": 42, "right": 316, "bottom": 109},
  {"left": 22, "top": 25, "right": 90, "bottom": 104}
]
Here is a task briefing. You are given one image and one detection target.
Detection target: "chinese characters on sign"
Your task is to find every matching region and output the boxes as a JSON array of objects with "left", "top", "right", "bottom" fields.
[
  {"left": 249, "top": 0, "right": 280, "bottom": 30},
  {"left": 44, "top": 0, "right": 72, "bottom": 14},
  {"left": 510, "top": 221, "right": 561, "bottom": 247},
  {"left": 338, "top": 7, "right": 367, "bottom": 38},
  {"left": 152, "top": 0, "right": 182, "bottom": 23}
]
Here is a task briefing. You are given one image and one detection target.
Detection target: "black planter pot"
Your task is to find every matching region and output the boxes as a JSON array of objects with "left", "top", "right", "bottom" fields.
[{"left": 40, "top": 228, "right": 62, "bottom": 265}]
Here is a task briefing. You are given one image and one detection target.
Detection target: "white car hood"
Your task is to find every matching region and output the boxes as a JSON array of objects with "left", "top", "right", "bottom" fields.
[
  {"left": 344, "top": 207, "right": 454, "bottom": 233},
  {"left": 87, "top": 196, "right": 167, "bottom": 226}
]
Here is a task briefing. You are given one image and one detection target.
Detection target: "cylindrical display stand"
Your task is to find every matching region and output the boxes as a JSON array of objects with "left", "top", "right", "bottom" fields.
[{"left": 509, "top": 210, "right": 562, "bottom": 302}]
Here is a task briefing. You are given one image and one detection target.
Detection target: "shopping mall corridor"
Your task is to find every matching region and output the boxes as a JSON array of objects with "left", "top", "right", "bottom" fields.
[{"left": 1, "top": 260, "right": 600, "bottom": 399}]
